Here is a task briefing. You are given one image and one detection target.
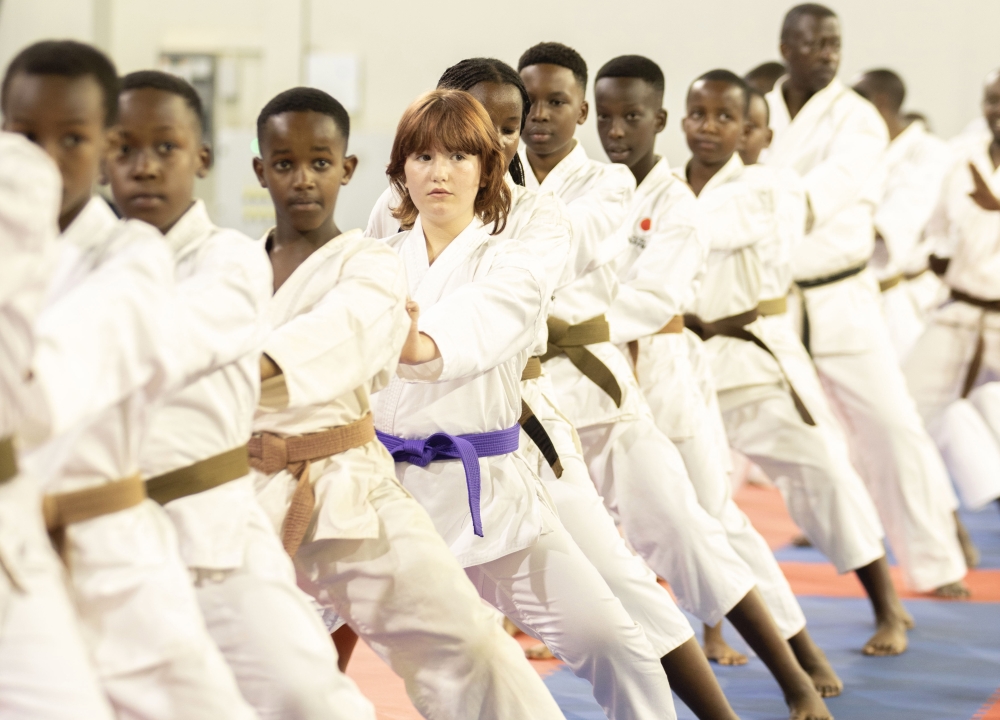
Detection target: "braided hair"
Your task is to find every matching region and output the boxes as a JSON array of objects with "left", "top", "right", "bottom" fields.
[{"left": 438, "top": 57, "right": 529, "bottom": 186}]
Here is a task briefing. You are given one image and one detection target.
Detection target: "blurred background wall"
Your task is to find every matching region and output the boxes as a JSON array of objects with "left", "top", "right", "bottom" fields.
[{"left": 2, "top": 0, "right": 996, "bottom": 235}]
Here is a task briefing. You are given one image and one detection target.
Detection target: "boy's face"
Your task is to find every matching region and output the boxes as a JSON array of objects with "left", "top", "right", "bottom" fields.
[
  {"left": 740, "top": 94, "right": 772, "bottom": 165},
  {"left": 780, "top": 15, "right": 841, "bottom": 93},
  {"left": 682, "top": 80, "right": 748, "bottom": 165},
  {"left": 519, "top": 64, "right": 587, "bottom": 157},
  {"left": 2, "top": 73, "right": 110, "bottom": 230},
  {"left": 108, "top": 88, "right": 210, "bottom": 233},
  {"left": 982, "top": 73, "right": 1000, "bottom": 146},
  {"left": 595, "top": 76, "right": 666, "bottom": 169},
  {"left": 253, "top": 111, "right": 357, "bottom": 233}
]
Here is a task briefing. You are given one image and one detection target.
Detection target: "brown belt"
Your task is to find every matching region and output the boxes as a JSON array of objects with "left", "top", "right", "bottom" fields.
[
  {"left": 249, "top": 413, "right": 376, "bottom": 557},
  {"left": 684, "top": 309, "right": 816, "bottom": 426},
  {"left": 518, "top": 401, "right": 563, "bottom": 478},
  {"left": 521, "top": 356, "right": 542, "bottom": 381},
  {"left": 0, "top": 436, "right": 16, "bottom": 485},
  {"left": 757, "top": 297, "right": 788, "bottom": 317},
  {"left": 950, "top": 289, "right": 1000, "bottom": 398},
  {"left": 145, "top": 445, "right": 251, "bottom": 506},
  {"left": 43, "top": 475, "right": 147, "bottom": 556},
  {"left": 795, "top": 262, "right": 868, "bottom": 353},
  {"left": 541, "top": 315, "right": 622, "bottom": 407},
  {"left": 879, "top": 274, "right": 904, "bottom": 293},
  {"left": 626, "top": 315, "right": 684, "bottom": 369}
]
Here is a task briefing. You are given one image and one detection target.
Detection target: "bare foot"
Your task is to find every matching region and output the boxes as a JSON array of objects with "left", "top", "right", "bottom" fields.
[
  {"left": 792, "top": 534, "right": 813, "bottom": 547},
  {"left": 524, "top": 644, "right": 555, "bottom": 660},
  {"left": 502, "top": 617, "right": 519, "bottom": 636},
  {"left": 862, "top": 616, "right": 908, "bottom": 656},
  {"left": 900, "top": 605, "right": 915, "bottom": 630},
  {"left": 932, "top": 581, "right": 971, "bottom": 599},
  {"left": 703, "top": 631, "right": 749, "bottom": 666},
  {"left": 786, "top": 684, "right": 833, "bottom": 720},
  {"left": 955, "top": 512, "right": 981, "bottom": 569},
  {"left": 789, "top": 630, "right": 842, "bottom": 697}
]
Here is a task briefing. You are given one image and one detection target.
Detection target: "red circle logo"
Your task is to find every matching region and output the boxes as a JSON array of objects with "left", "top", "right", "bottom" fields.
[{"left": 640, "top": 217, "right": 652, "bottom": 231}]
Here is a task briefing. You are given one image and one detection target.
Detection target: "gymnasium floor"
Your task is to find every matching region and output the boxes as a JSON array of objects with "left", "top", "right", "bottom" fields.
[{"left": 345, "top": 483, "right": 1000, "bottom": 720}]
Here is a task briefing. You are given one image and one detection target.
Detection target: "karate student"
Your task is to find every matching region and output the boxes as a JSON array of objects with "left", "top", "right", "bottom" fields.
[
  {"left": 106, "top": 71, "right": 374, "bottom": 720},
  {"left": 596, "top": 55, "right": 842, "bottom": 697},
  {"left": 763, "top": 3, "right": 968, "bottom": 598},
  {"left": 375, "top": 87, "right": 679, "bottom": 720},
  {"left": 903, "top": 70, "right": 1000, "bottom": 517},
  {"left": 4, "top": 41, "right": 257, "bottom": 718},
  {"left": 251, "top": 86, "right": 567, "bottom": 720},
  {"left": 0, "top": 131, "right": 115, "bottom": 720},
  {"left": 518, "top": 43, "right": 831, "bottom": 720},
  {"left": 852, "top": 69, "right": 953, "bottom": 363},
  {"left": 368, "top": 58, "right": 738, "bottom": 720}
]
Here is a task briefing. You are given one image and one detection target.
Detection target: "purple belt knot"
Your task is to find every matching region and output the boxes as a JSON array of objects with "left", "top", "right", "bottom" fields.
[{"left": 376, "top": 425, "right": 521, "bottom": 538}]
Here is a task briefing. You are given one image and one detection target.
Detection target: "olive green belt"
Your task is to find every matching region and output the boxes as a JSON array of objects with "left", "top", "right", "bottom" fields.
[
  {"left": 521, "top": 356, "right": 542, "bottom": 381},
  {"left": 43, "top": 475, "right": 147, "bottom": 556},
  {"left": 145, "top": 445, "right": 250, "bottom": 505},
  {"left": 879, "top": 274, "right": 904, "bottom": 293},
  {"left": 757, "top": 296, "right": 788, "bottom": 316},
  {"left": 540, "top": 315, "right": 622, "bottom": 407},
  {"left": 0, "top": 436, "right": 16, "bottom": 485}
]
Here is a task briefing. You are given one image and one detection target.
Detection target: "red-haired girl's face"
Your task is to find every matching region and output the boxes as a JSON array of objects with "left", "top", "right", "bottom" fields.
[{"left": 404, "top": 147, "right": 482, "bottom": 227}]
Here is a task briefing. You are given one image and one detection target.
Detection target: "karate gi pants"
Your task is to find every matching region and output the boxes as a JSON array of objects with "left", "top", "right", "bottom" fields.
[
  {"left": 521, "top": 374, "right": 695, "bottom": 658},
  {"left": 0, "top": 476, "right": 114, "bottom": 720},
  {"left": 634, "top": 332, "right": 806, "bottom": 639},
  {"left": 292, "top": 473, "right": 569, "bottom": 720},
  {"left": 904, "top": 301, "right": 1000, "bottom": 510},
  {"left": 798, "top": 270, "right": 966, "bottom": 591},
  {"left": 575, "top": 406, "right": 757, "bottom": 629},
  {"left": 63, "top": 499, "right": 257, "bottom": 720},
  {"left": 191, "top": 499, "right": 374, "bottom": 720}
]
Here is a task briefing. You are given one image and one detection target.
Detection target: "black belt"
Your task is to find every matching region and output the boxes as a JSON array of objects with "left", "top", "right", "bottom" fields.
[
  {"left": 795, "top": 262, "right": 868, "bottom": 353},
  {"left": 950, "top": 289, "right": 1000, "bottom": 398},
  {"left": 518, "top": 401, "right": 563, "bottom": 478}
]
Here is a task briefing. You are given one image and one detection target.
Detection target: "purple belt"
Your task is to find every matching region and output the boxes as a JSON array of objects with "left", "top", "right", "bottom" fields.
[{"left": 376, "top": 425, "right": 521, "bottom": 537}]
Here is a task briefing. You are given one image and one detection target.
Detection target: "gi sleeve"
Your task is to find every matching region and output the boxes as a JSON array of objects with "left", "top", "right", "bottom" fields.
[{"left": 560, "top": 165, "right": 634, "bottom": 286}]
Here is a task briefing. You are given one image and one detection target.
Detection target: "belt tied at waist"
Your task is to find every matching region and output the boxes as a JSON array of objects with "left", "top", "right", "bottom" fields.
[
  {"left": 249, "top": 413, "right": 376, "bottom": 557},
  {"left": 43, "top": 474, "right": 147, "bottom": 557},
  {"left": 684, "top": 309, "right": 816, "bottom": 426},
  {"left": 376, "top": 425, "right": 521, "bottom": 538},
  {"left": 757, "top": 296, "right": 788, "bottom": 316},
  {"left": 626, "top": 315, "right": 684, "bottom": 370},
  {"left": 518, "top": 401, "right": 563, "bottom": 479},
  {"left": 879, "top": 274, "right": 904, "bottom": 293},
  {"left": 541, "top": 315, "right": 622, "bottom": 406},
  {"left": 521, "top": 356, "right": 542, "bottom": 381},
  {"left": 950, "top": 288, "right": 1000, "bottom": 398},
  {"left": 794, "top": 262, "right": 868, "bottom": 354},
  {"left": 145, "top": 445, "right": 250, "bottom": 505},
  {"left": 0, "top": 435, "right": 16, "bottom": 485}
]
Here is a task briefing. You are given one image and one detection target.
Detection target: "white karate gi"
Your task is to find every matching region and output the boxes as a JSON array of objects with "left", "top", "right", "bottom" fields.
[
  {"left": 368, "top": 178, "right": 695, "bottom": 658},
  {"left": 611, "top": 157, "right": 805, "bottom": 639},
  {"left": 21, "top": 196, "right": 258, "bottom": 720},
  {"left": 523, "top": 144, "right": 756, "bottom": 628},
  {"left": 904, "top": 142, "right": 1000, "bottom": 510},
  {"left": 377, "top": 215, "right": 676, "bottom": 720},
  {"left": 685, "top": 155, "right": 886, "bottom": 578},
  {"left": 0, "top": 133, "right": 114, "bottom": 720},
  {"left": 252, "top": 227, "right": 565, "bottom": 720},
  {"left": 137, "top": 201, "right": 372, "bottom": 720},
  {"left": 764, "top": 78, "right": 966, "bottom": 591},
  {"left": 871, "top": 122, "right": 953, "bottom": 362}
]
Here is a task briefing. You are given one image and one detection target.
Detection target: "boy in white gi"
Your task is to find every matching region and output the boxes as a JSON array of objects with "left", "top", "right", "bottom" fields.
[
  {"left": 903, "top": 71, "right": 1000, "bottom": 518},
  {"left": 596, "top": 55, "right": 842, "bottom": 696},
  {"left": 367, "top": 57, "right": 739, "bottom": 720},
  {"left": 4, "top": 41, "right": 258, "bottom": 719},
  {"left": 0, "top": 130, "right": 115, "bottom": 720},
  {"left": 108, "top": 71, "right": 374, "bottom": 720},
  {"left": 518, "top": 42, "right": 831, "bottom": 720},
  {"left": 251, "top": 86, "right": 567, "bottom": 720},
  {"left": 851, "top": 69, "right": 953, "bottom": 364},
  {"left": 763, "top": 3, "right": 968, "bottom": 598}
]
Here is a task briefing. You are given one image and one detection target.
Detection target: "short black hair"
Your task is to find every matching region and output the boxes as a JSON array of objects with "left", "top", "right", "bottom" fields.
[
  {"left": 595, "top": 55, "right": 665, "bottom": 96},
  {"left": 690, "top": 69, "right": 751, "bottom": 114},
  {"left": 438, "top": 58, "right": 529, "bottom": 130},
  {"left": 256, "top": 86, "right": 350, "bottom": 147},
  {"left": 747, "top": 87, "right": 771, "bottom": 124},
  {"left": 744, "top": 61, "right": 786, "bottom": 93},
  {"left": 1, "top": 40, "right": 119, "bottom": 126},
  {"left": 518, "top": 42, "right": 587, "bottom": 89},
  {"left": 121, "top": 70, "right": 206, "bottom": 134},
  {"left": 855, "top": 69, "right": 906, "bottom": 112},
  {"left": 781, "top": 3, "right": 837, "bottom": 43}
]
